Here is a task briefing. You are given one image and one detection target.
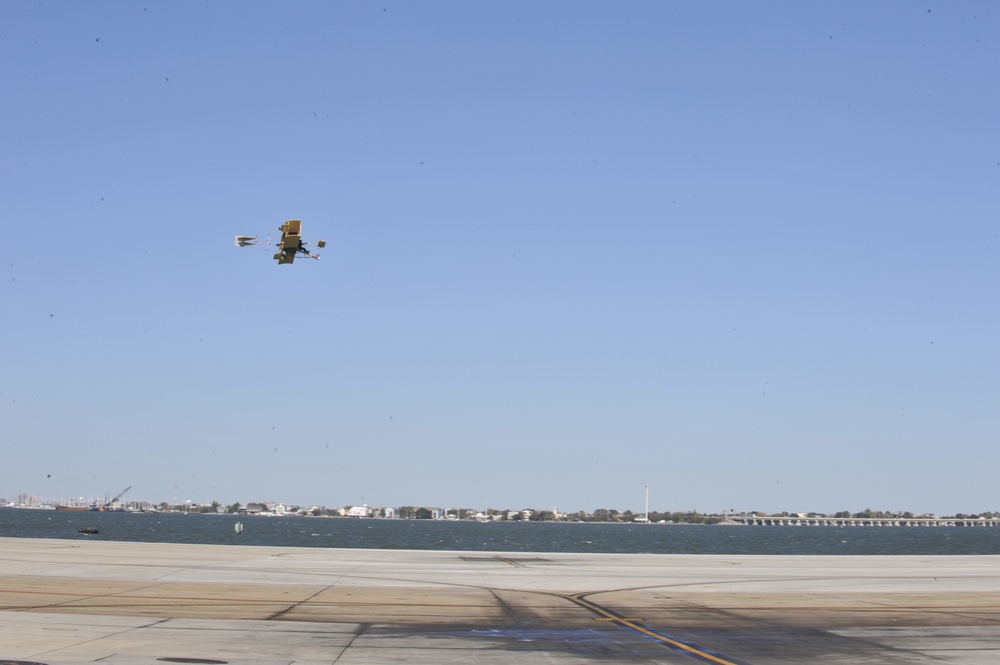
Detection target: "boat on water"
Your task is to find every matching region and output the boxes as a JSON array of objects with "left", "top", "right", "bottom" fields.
[{"left": 55, "top": 487, "right": 132, "bottom": 512}]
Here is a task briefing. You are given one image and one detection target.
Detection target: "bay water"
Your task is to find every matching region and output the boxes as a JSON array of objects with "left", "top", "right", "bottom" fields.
[{"left": 3, "top": 508, "right": 999, "bottom": 555}]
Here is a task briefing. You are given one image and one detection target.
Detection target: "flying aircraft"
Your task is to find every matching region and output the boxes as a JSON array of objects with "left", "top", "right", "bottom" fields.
[{"left": 235, "top": 220, "right": 326, "bottom": 265}]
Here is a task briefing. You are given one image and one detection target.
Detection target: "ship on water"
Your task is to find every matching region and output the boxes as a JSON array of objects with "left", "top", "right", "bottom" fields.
[{"left": 56, "top": 487, "right": 131, "bottom": 512}]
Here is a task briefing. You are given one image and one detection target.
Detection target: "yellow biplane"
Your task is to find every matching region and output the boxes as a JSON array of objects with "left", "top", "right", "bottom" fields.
[{"left": 235, "top": 220, "right": 326, "bottom": 265}]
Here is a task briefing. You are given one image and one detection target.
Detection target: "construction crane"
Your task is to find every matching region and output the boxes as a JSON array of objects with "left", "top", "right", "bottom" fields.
[{"left": 101, "top": 486, "right": 131, "bottom": 511}]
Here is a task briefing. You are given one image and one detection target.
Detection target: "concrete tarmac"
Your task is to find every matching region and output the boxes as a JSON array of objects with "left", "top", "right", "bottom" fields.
[{"left": 2, "top": 537, "right": 1000, "bottom": 664}]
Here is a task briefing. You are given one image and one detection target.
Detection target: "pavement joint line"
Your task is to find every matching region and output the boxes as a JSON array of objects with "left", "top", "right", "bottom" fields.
[
  {"left": 327, "top": 621, "right": 365, "bottom": 664},
  {"left": 486, "top": 587, "right": 529, "bottom": 627},
  {"left": 265, "top": 583, "right": 336, "bottom": 620},
  {"left": 27, "top": 616, "right": 171, "bottom": 661}
]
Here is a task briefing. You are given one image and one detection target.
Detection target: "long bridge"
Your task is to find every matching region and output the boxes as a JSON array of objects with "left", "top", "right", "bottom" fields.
[{"left": 726, "top": 516, "right": 1000, "bottom": 527}]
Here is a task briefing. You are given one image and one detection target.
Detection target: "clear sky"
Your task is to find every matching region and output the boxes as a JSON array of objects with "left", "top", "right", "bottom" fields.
[{"left": 3, "top": 2, "right": 997, "bottom": 516}]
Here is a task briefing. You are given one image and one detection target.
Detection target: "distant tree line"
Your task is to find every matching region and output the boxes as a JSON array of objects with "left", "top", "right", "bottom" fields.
[{"left": 149, "top": 501, "right": 998, "bottom": 522}]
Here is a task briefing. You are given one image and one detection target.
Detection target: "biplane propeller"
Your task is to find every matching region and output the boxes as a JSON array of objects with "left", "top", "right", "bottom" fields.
[{"left": 235, "top": 220, "right": 326, "bottom": 265}]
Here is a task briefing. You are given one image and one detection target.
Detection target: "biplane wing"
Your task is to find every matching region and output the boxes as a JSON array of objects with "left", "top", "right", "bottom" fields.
[
  {"left": 273, "top": 219, "right": 304, "bottom": 264},
  {"left": 279, "top": 219, "right": 302, "bottom": 244}
]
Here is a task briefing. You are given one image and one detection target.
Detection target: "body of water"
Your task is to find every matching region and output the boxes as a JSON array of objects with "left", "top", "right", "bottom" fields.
[{"left": 2, "top": 508, "right": 999, "bottom": 555}]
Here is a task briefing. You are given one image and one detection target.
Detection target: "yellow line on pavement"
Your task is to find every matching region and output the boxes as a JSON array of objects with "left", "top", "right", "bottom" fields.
[{"left": 563, "top": 593, "right": 743, "bottom": 665}]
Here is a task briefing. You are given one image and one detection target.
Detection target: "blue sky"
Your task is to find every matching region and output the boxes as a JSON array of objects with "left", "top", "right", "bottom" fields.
[{"left": 3, "top": 2, "right": 997, "bottom": 515}]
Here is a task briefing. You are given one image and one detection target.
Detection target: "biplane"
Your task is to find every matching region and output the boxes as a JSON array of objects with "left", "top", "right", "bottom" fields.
[{"left": 235, "top": 220, "right": 326, "bottom": 265}]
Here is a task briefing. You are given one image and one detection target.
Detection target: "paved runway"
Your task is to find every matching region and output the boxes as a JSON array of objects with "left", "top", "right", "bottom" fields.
[{"left": 1, "top": 537, "right": 999, "bottom": 664}]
